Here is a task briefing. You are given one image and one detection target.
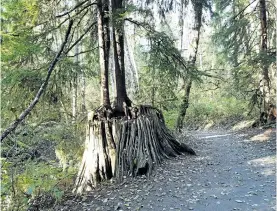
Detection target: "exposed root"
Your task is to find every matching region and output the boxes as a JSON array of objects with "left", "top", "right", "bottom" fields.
[{"left": 74, "top": 105, "right": 195, "bottom": 194}]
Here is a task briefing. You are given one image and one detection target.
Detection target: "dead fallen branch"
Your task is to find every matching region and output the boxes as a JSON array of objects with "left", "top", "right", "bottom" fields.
[{"left": 1, "top": 20, "right": 74, "bottom": 142}]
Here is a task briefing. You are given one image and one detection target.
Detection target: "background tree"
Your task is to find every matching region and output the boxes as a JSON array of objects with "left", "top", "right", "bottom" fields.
[
  {"left": 176, "top": 0, "right": 205, "bottom": 130},
  {"left": 212, "top": 0, "right": 276, "bottom": 117}
]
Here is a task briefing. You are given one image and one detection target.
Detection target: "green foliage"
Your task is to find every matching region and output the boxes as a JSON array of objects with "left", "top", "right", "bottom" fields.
[
  {"left": 1, "top": 160, "right": 75, "bottom": 211},
  {"left": 1, "top": 0, "right": 43, "bottom": 63},
  {"left": 1, "top": 122, "right": 84, "bottom": 210},
  {"left": 144, "top": 30, "right": 198, "bottom": 78},
  {"left": 163, "top": 86, "right": 253, "bottom": 130},
  {"left": 163, "top": 109, "right": 179, "bottom": 129},
  {"left": 183, "top": 87, "right": 255, "bottom": 129},
  {"left": 212, "top": 0, "right": 276, "bottom": 106},
  {"left": 43, "top": 123, "right": 85, "bottom": 167},
  {"left": 136, "top": 64, "right": 178, "bottom": 106}
]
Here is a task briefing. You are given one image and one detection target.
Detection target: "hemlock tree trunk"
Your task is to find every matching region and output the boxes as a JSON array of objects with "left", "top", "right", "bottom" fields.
[
  {"left": 74, "top": 0, "right": 196, "bottom": 194},
  {"left": 125, "top": 32, "right": 139, "bottom": 96},
  {"left": 179, "top": 0, "right": 184, "bottom": 52},
  {"left": 151, "top": 66, "right": 155, "bottom": 107},
  {"left": 72, "top": 76, "right": 77, "bottom": 123},
  {"left": 72, "top": 33, "right": 79, "bottom": 123},
  {"left": 72, "top": 0, "right": 80, "bottom": 123},
  {"left": 176, "top": 1, "right": 203, "bottom": 130},
  {"left": 259, "top": 0, "right": 270, "bottom": 112},
  {"left": 80, "top": 35, "right": 86, "bottom": 113},
  {"left": 80, "top": 65, "right": 86, "bottom": 113}
]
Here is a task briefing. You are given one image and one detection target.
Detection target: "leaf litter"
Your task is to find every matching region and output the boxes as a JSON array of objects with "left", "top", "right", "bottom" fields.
[{"left": 52, "top": 129, "right": 276, "bottom": 211}]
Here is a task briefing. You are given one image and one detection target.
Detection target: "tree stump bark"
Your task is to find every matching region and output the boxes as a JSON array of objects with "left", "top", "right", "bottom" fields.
[{"left": 74, "top": 105, "right": 195, "bottom": 194}]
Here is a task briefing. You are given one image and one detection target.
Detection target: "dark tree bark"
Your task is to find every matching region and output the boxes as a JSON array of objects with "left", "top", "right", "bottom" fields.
[
  {"left": 259, "top": 0, "right": 270, "bottom": 112},
  {"left": 98, "top": 0, "right": 111, "bottom": 106},
  {"left": 176, "top": 78, "right": 192, "bottom": 130},
  {"left": 112, "top": 0, "right": 131, "bottom": 112}
]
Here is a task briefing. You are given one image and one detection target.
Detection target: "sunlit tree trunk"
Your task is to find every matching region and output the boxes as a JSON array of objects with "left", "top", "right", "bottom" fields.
[
  {"left": 176, "top": 1, "right": 203, "bottom": 130},
  {"left": 80, "top": 42, "right": 86, "bottom": 113},
  {"left": 179, "top": 0, "right": 184, "bottom": 52},
  {"left": 72, "top": 34, "right": 79, "bottom": 123},
  {"left": 259, "top": 0, "right": 270, "bottom": 112},
  {"left": 80, "top": 68, "right": 86, "bottom": 113},
  {"left": 124, "top": 32, "right": 139, "bottom": 98}
]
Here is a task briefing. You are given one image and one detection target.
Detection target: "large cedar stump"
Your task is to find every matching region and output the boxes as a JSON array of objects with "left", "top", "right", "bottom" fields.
[{"left": 74, "top": 105, "right": 195, "bottom": 194}]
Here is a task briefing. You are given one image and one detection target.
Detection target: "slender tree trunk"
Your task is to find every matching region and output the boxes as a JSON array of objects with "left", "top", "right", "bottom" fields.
[
  {"left": 80, "top": 69, "right": 86, "bottom": 113},
  {"left": 72, "top": 0, "right": 80, "bottom": 123},
  {"left": 80, "top": 40, "right": 86, "bottom": 113},
  {"left": 232, "top": 0, "right": 239, "bottom": 67},
  {"left": 259, "top": 0, "right": 270, "bottom": 112},
  {"left": 72, "top": 34, "right": 78, "bottom": 123},
  {"left": 176, "top": 79, "right": 192, "bottom": 130},
  {"left": 98, "top": 0, "right": 111, "bottom": 106},
  {"left": 125, "top": 32, "right": 139, "bottom": 96},
  {"left": 179, "top": 0, "right": 184, "bottom": 51},
  {"left": 176, "top": 2, "right": 203, "bottom": 130},
  {"left": 72, "top": 76, "right": 77, "bottom": 123},
  {"left": 151, "top": 66, "right": 155, "bottom": 107}
]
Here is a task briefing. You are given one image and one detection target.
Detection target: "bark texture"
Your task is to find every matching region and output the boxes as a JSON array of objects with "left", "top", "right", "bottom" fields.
[
  {"left": 259, "top": 0, "right": 270, "bottom": 112},
  {"left": 176, "top": 79, "right": 192, "bottom": 130},
  {"left": 98, "top": 0, "right": 111, "bottom": 106},
  {"left": 176, "top": 1, "right": 203, "bottom": 130},
  {"left": 112, "top": 0, "right": 131, "bottom": 112},
  {"left": 74, "top": 105, "right": 195, "bottom": 194}
]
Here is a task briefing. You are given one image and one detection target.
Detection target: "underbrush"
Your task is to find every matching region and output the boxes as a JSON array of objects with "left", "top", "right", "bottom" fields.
[
  {"left": 163, "top": 95, "right": 256, "bottom": 130},
  {"left": 1, "top": 122, "right": 85, "bottom": 211}
]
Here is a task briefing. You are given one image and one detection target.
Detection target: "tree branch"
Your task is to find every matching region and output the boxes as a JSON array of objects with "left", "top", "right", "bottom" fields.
[
  {"left": 232, "top": 0, "right": 258, "bottom": 20},
  {"left": 66, "top": 48, "right": 98, "bottom": 57},
  {"left": 1, "top": 20, "right": 74, "bottom": 142},
  {"left": 65, "top": 21, "right": 97, "bottom": 55},
  {"left": 56, "top": 0, "right": 90, "bottom": 18},
  {"left": 198, "top": 71, "right": 224, "bottom": 80},
  {"left": 124, "top": 18, "right": 153, "bottom": 31}
]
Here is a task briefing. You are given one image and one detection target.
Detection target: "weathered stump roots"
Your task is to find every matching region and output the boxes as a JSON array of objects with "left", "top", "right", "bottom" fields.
[{"left": 74, "top": 105, "right": 195, "bottom": 194}]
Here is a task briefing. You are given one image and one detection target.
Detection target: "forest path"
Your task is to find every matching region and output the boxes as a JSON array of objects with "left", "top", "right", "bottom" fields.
[{"left": 56, "top": 129, "right": 276, "bottom": 211}]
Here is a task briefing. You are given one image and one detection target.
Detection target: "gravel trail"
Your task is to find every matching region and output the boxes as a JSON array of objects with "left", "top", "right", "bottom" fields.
[{"left": 55, "top": 129, "right": 276, "bottom": 211}]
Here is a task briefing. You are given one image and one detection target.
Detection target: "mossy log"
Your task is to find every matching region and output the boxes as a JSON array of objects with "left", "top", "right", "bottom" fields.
[{"left": 74, "top": 105, "right": 195, "bottom": 194}]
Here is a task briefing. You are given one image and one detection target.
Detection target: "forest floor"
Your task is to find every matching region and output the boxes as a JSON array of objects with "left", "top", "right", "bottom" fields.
[{"left": 53, "top": 128, "right": 276, "bottom": 211}]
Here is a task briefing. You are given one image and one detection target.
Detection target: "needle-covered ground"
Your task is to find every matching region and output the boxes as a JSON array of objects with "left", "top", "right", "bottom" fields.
[{"left": 52, "top": 128, "right": 276, "bottom": 211}]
